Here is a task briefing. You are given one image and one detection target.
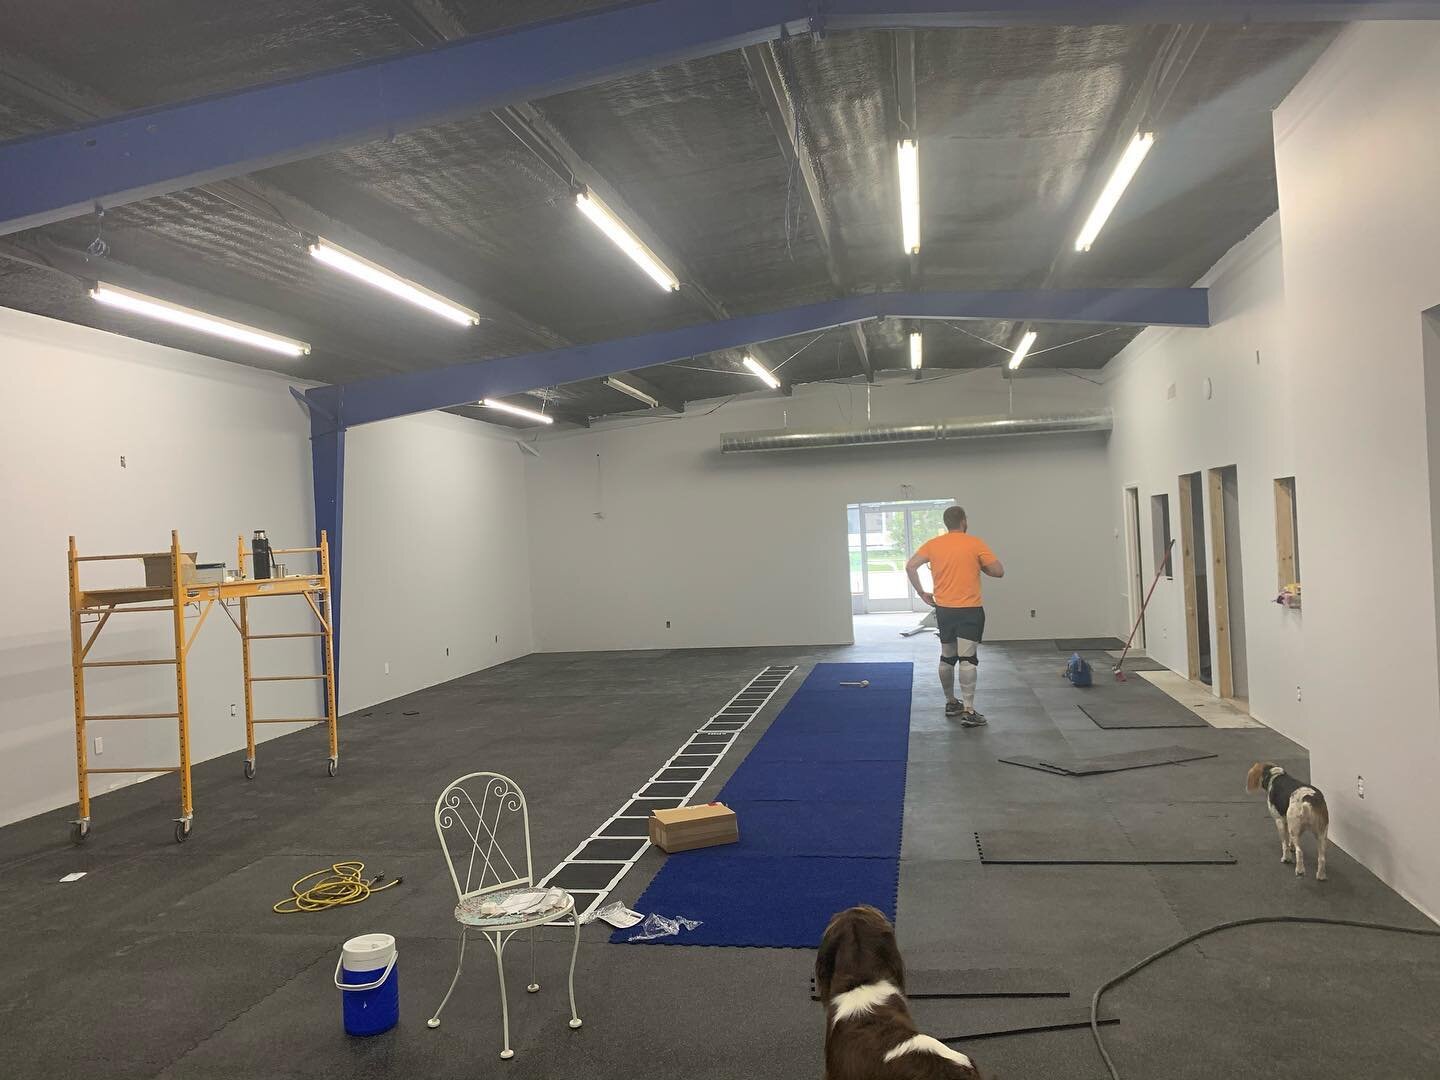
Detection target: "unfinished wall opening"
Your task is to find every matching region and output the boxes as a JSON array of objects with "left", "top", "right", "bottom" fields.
[
  {"left": 1151, "top": 493, "right": 1173, "bottom": 581},
  {"left": 1178, "top": 472, "right": 1212, "bottom": 685},
  {"left": 847, "top": 500, "right": 950, "bottom": 618},
  {"left": 1208, "top": 465, "right": 1249, "bottom": 701},
  {"left": 1274, "top": 476, "right": 1301, "bottom": 590},
  {"left": 1124, "top": 487, "right": 1146, "bottom": 647}
]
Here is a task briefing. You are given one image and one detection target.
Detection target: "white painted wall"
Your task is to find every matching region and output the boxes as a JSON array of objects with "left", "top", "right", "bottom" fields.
[
  {"left": 525, "top": 368, "right": 1114, "bottom": 652},
  {"left": 0, "top": 307, "right": 319, "bottom": 828},
  {"left": 1103, "top": 213, "right": 1305, "bottom": 740},
  {"left": 340, "top": 411, "right": 535, "bottom": 713},
  {"left": 1273, "top": 21, "right": 1440, "bottom": 919}
]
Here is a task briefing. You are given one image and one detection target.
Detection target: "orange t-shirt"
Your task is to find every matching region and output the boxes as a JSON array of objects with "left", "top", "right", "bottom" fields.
[{"left": 917, "top": 531, "right": 998, "bottom": 608}]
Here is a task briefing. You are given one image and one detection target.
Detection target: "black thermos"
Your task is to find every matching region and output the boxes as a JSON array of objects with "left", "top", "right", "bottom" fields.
[{"left": 253, "top": 530, "right": 272, "bottom": 579}]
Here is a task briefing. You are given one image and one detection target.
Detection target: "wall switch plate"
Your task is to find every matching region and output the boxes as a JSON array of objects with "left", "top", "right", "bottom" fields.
[
  {"left": 384, "top": 662, "right": 390, "bottom": 675},
  {"left": 119, "top": 455, "right": 126, "bottom": 468},
  {"left": 666, "top": 620, "right": 672, "bottom": 629},
  {"left": 93, "top": 736, "right": 103, "bottom": 754},
  {"left": 1030, "top": 609, "right": 1036, "bottom": 618},
  {"left": 1356, "top": 775, "right": 1365, "bottom": 799},
  {"left": 1296, "top": 685, "right": 1302, "bottom": 702},
  {"left": 229, "top": 703, "right": 237, "bottom": 717},
  {"left": 445, "top": 647, "right": 449, "bottom": 656}
]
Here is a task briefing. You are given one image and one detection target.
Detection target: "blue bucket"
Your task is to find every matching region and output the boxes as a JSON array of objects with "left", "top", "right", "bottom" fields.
[{"left": 335, "top": 933, "right": 399, "bottom": 1036}]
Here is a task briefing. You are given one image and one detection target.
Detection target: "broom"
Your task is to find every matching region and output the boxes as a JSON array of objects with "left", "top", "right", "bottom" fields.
[{"left": 1114, "top": 538, "right": 1174, "bottom": 682}]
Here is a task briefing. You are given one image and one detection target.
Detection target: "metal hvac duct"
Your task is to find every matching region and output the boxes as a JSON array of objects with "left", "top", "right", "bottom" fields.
[{"left": 719, "top": 411, "right": 1112, "bottom": 453}]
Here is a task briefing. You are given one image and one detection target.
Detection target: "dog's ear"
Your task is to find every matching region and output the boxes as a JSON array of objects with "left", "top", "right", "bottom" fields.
[
  {"left": 815, "top": 916, "right": 842, "bottom": 1003},
  {"left": 877, "top": 927, "right": 906, "bottom": 994},
  {"left": 1246, "top": 762, "right": 1266, "bottom": 793}
]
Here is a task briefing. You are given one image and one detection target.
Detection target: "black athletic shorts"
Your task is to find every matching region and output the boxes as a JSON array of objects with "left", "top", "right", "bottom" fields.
[{"left": 936, "top": 605, "right": 985, "bottom": 645}]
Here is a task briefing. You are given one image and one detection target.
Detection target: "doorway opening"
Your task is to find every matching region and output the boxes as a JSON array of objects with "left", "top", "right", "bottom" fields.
[
  {"left": 1124, "top": 486, "right": 1146, "bottom": 648},
  {"left": 847, "top": 500, "right": 951, "bottom": 616},
  {"left": 1177, "top": 472, "right": 1212, "bottom": 685},
  {"left": 1208, "top": 466, "right": 1249, "bottom": 702}
]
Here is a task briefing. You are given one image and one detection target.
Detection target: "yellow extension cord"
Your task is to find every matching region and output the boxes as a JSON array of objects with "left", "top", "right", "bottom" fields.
[{"left": 272, "top": 861, "right": 403, "bottom": 914}]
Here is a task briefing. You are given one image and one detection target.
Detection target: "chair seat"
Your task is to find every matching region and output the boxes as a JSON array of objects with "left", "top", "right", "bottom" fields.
[{"left": 454, "top": 886, "right": 575, "bottom": 929}]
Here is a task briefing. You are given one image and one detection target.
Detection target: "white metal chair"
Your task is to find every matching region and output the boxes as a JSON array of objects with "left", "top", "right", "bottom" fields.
[{"left": 427, "top": 771, "right": 582, "bottom": 1059}]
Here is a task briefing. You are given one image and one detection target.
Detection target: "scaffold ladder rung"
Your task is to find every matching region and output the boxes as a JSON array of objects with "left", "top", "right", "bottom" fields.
[
  {"left": 83, "top": 659, "right": 177, "bottom": 667},
  {"left": 83, "top": 712, "right": 180, "bottom": 721}
]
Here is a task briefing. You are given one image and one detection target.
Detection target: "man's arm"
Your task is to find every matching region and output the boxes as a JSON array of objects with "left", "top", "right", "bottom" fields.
[
  {"left": 982, "top": 557, "right": 1005, "bottom": 579},
  {"left": 905, "top": 551, "right": 935, "bottom": 606}
]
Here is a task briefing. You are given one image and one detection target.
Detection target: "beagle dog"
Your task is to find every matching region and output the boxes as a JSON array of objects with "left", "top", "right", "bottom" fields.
[
  {"left": 1247, "top": 762, "right": 1329, "bottom": 881},
  {"left": 815, "top": 906, "right": 982, "bottom": 1080}
]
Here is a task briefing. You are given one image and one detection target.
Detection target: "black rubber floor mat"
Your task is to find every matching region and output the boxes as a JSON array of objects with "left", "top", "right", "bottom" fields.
[
  {"left": 598, "top": 818, "right": 649, "bottom": 838},
  {"left": 809, "top": 967, "right": 1069, "bottom": 1001},
  {"left": 1080, "top": 702, "right": 1207, "bottom": 729},
  {"left": 546, "top": 861, "right": 627, "bottom": 891},
  {"left": 974, "top": 831, "right": 1235, "bottom": 865},
  {"left": 940, "top": 1007, "right": 1119, "bottom": 1042},
  {"left": 999, "top": 745, "right": 1217, "bottom": 777},
  {"left": 1055, "top": 637, "right": 1126, "bottom": 651},
  {"left": 572, "top": 838, "right": 648, "bottom": 862}
]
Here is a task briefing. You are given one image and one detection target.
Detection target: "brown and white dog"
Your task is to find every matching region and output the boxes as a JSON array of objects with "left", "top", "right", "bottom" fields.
[
  {"left": 1247, "top": 762, "right": 1329, "bottom": 880},
  {"left": 815, "top": 905, "right": 981, "bottom": 1080}
]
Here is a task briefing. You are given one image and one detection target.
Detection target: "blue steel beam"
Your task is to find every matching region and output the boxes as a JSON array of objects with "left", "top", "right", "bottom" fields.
[
  {"left": 306, "top": 288, "right": 1208, "bottom": 428},
  {"left": 1, "top": 0, "right": 1432, "bottom": 235},
  {"left": 309, "top": 413, "right": 346, "bottom": 685}
]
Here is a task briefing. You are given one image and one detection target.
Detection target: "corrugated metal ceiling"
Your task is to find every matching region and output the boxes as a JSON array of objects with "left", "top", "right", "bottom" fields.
[{"left": 0, "top": 4, "right": 1337, "bottom": 427}]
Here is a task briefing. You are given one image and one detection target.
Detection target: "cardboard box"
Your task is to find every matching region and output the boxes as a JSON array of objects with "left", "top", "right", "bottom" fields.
[
  {"left": 649, "top": 803, "right": 739, "bottom": 853},
  {"left": 143, "top": 553, "right": 197, "bottom": 587}
]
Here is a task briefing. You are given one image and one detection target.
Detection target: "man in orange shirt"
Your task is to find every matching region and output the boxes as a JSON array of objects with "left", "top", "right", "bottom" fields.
[{"left": 905, "top": 506, "right": 1004, "bottom": 725}]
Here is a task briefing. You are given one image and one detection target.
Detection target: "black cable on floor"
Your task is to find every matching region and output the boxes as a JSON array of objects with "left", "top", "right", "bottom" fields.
[{"left": 1090, "top": 914, "right": 1440, "bottom": 1079}]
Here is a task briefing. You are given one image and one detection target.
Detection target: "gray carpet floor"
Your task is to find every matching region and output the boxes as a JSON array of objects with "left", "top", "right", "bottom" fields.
[{"left": 1, "top": 622, "right": 1437, "bottom": 1079}]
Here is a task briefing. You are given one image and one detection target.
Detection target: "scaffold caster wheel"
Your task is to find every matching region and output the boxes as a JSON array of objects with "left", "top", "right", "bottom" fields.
[
  {"left": 70, "top": 821, "right": 89, "bottom": 845},
  {"left": 174, "top": 820, "right": 191, "bottom": 844},
  {"left": 243, "top": 760, "right": 256, "bottom": 780},
  {"left": 327, "top": 758, "right": 338, "bottom": 777}
]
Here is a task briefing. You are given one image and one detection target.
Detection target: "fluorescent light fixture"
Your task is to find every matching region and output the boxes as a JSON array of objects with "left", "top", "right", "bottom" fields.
[
  {"left": 309, "top": 238, "right": 479, "bottom": 326},
  {"left": 1074, "top": 130, "right": 1155, "bottom": 252},
  {"left": 90, "top": 282, "right": 310, "bottom": 357},
  {"left": 575, "top": 190, "right": 679, "bottom": 291},
  {"left": 909, "top": 331, "right": 923, "bottom": 370},
  {"left": 604, "top": 376, "right": 659, "bottom": 408},
  {"left": 1007, "top": 330, "right": 1038, "bottom": 371},
  {"left": 741, "top": 354, "right": 781, "bottom": 390},
  {"left": 897, "top": 139, "right": 920, "bottom": 254},
  {"left": 481, "top": 398, "right": 555, "bottom": 424}
]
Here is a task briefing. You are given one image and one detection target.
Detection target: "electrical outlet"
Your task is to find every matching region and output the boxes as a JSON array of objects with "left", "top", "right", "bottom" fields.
[
  {"left": 1356, "top": 775, "right": 1365, "bottom": 799},
  {"left": 1030, "top": 609, "right": 1036, "bottom": 618},
  {"left": 666, "top": 620, "right": 672, "bottom": 629},
  {"left": 119, "top": 455, "right": 126, "bottom": 468},
  {"left": 93, "top": 736, "right": 103, "bottom": 755},
  {"left": 1296, "top": 685, "right": 1302, "bottom": 702}
]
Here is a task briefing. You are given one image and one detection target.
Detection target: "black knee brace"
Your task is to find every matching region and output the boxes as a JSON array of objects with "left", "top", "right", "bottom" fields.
[
  {"left": 940, "top": 654, "right": 959, "bottom": 666},
  {"left": 959, "top": 652, "right": 979, "bottom": 666}
]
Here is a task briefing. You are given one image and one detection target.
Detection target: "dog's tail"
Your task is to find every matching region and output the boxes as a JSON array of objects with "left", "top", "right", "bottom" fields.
[{"left": 1301, "top": 788, "right": 1329, "bottom": 830}]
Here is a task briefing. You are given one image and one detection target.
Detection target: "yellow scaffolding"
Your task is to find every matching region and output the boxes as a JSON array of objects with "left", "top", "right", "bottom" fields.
[{"left": 68, "top": 530, "right": 338, "bottom": 844}]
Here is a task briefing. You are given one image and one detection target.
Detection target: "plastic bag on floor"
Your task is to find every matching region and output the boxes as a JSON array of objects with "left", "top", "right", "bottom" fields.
[
  {"left": 628, "top": 913, "right": 703, "bottom": 941},
  {"left": 580, "top": 901, "right": 644, "bottom": 929}
]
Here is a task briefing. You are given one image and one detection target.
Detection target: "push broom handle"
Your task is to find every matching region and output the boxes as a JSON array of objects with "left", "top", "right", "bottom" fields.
[{"left": 1115, "top": 539, "right": 1175, "bottom": 672}]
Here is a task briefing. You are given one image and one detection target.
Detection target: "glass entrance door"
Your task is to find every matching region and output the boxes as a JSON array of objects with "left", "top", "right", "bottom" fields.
[{"left": 849, "top": 501, "right": 950, "bottom": 613}]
